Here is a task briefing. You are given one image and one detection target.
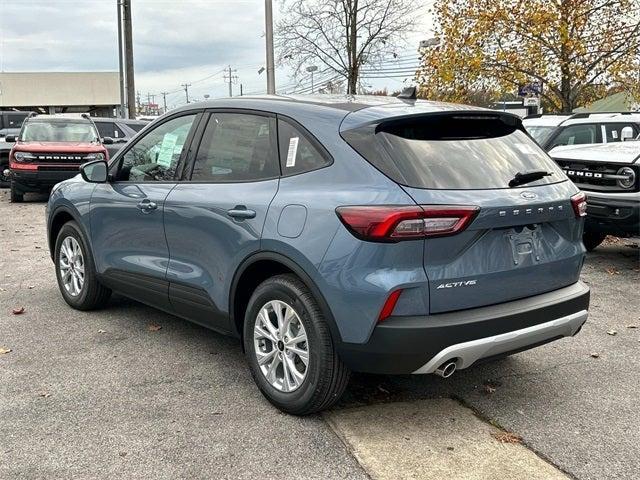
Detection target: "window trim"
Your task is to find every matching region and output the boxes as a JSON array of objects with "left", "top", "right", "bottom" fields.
[
  {"left": 184, "top": 108, "right": 281, "bottom": 184},
  {"left": 108, "top": 110, "right": 204, "bottom": 184},
  {"left": 276, "top": 114, "right": 334, "bottom": 178}
]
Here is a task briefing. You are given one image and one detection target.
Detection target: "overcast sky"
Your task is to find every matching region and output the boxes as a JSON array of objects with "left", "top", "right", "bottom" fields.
[{"left": 0, "top": 0, "right": 433, "bottom": 109}]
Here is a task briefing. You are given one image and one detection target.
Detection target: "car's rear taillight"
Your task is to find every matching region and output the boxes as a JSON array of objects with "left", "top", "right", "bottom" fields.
[
  {"left": 335, "top": 205, "right": 479, "bottom": 242},
  {"left": 570, "top": 192, "right": 587, "bottom": 218}
]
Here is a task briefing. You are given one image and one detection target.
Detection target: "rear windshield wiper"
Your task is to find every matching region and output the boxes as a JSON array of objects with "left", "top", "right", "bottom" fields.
[{"left": 509, "top": 170, "right": 553, "bottom": 188}]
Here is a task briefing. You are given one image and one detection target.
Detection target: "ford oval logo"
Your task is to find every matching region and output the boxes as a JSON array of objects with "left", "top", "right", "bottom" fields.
[{"left": 520, "top": 191, "right": 537, "bottom": 200}]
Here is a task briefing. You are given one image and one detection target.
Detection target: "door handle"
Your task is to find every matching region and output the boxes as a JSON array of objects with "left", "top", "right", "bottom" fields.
[
  {"left": 137, "top": 199, "right": 158, "bottom": 213},
  {"left": 227, "top": 206, "right": 256, "bottom": 219}
]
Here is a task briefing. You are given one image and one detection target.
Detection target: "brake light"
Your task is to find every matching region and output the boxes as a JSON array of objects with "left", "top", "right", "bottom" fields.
[
  {"left": 570, "top": 192, "right": 587, "bottom": 218},
  {"left": 335, "top": 205, "right": 479, "bottom": 242}
]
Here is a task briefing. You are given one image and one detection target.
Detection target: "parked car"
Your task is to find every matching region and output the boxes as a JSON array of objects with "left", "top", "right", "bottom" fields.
[
  {"left": 7, "top": 114, "right": 108, "bottom": 202},
  {"left": 1, "top": 128, "right": 21, "bottom": 187},
  {"left": 0, "top": 110, "right": 31, "bottom": 130},
  {"left": 537, "top": 112, "right": 640, "bottom": 154},
  {"left": 522, "top": 114, "right": 571, "bottom": 145},
  {"left": 92, "top": 117, "right": 147, "bottom": 158},
  {"left": 551, "top": 141, "right": 639, "bottom": 250},
  {"left": 46, "top": 95, "right": 590, "bottom": 414}
]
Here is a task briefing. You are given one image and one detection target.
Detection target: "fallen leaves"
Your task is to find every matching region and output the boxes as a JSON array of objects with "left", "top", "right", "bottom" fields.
[
  {"left": 492, "top": 431, "right": 522, "bottom": 444},
  {"left": 148, "top": 324, "right": 162, "bottom": 332},
  {"left": 627, "top": 325, "right": 638, "bottom": 329},
  {"left": 0, "top": 347, "right": 11, "bottom": 355},
  {"left": 98, "top": 329, "right": 107, "bottom": 334},
  {"left": 590, "top": 352, "right": 599, "bottom": 358},
  {"left": 605, "top": 268, "right": 620, "bottom": 275},
  {"left": 12, "top": 306, "right": 25, "bottom": 315},
  {"left": 606, "top": 329, "right": 617, "bottom": 336},
  {"left": 482, "top": 379, "right": 501, "bottom": 394},
  {"left": 38, "top": 391, "right": 51, "bottom": 399}
]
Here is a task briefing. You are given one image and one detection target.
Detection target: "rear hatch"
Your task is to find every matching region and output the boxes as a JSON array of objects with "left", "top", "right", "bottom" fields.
[{"left": 343, "top": 110, "right": 585, "bottom": 313}]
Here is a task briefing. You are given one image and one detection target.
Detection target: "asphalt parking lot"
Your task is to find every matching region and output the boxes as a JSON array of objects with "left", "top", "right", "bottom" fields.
[{"left": 1, "top": 190, "right": 639, "bottom": 480}]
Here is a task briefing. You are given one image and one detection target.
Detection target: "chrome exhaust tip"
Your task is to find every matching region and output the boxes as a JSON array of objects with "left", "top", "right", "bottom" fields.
[{"left": 435, "top": 360, "right": 457, "bottom": 378}]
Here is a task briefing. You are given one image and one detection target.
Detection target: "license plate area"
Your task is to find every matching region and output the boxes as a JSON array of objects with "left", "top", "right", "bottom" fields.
[{"left": 506, "top": 225, "right": 540, "bottom": 265}]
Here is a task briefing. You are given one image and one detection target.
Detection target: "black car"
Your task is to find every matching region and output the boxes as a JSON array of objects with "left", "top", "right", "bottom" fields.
[
  {"left": 92, "top": 118, "right": 147, "bottom": 158},
  {"left": 1, "top": 111, "right": 32, "bottom": 187}
]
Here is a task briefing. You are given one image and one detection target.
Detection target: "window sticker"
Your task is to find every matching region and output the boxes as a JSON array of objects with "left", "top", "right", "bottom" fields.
[
  {"left": 286, "top": 137, "right": 299, "bottom": 167},
  {"left": 156, "top": 133, "right": 178, "bottom": 168}
]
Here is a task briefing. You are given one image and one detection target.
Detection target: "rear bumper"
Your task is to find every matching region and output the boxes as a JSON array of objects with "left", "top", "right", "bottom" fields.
[
  {"left": 338, "top": 281, "right": 590, "bottom": 374},
  {"left": 10, "top": 167, "right": 80, "bottom": 192},
  {"left": 584, "top": 192, "right": 639, "bottom": 237}
]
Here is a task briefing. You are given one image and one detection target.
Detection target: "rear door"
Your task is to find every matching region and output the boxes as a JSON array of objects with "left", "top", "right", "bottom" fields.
[
  {"left": 163, "top": 110, "right": 280, "bottom": 332},
  {"left": 344, "top": 113, "right": 585, "bottom": 314}
]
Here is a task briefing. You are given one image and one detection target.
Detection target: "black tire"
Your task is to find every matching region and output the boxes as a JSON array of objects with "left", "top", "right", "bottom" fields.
[
  {"left": 10, "top": 181, "right": 23, "bottom": 202},
  {"left": 0, "top": 162, "right": 9, "bottom": 188},
  {"left": 243, "top": 274, "right": 350, "bottom": 415},
  {"left": 583, "top": 231, "right": 606, "bottom": 252},
  {"left": 54, "top": 221, "right": 111, "bottom": 310}
]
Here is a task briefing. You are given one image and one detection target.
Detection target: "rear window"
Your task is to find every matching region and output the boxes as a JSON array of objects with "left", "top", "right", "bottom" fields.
[{"left": 343, "top": 114, "right": 565, "bottom": 190}]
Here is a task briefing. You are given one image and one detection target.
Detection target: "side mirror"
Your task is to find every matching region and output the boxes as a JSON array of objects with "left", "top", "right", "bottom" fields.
[
  {"left": 4, "top": 135, "right": 16, "bottom": 143},
  {"left": 80, "top": 160, "right": 108, "bottom": 183},
  {"left": 621, "top": 127, "right": 634, "bottom": 142},
  {"left": 102, "top": 136, "right": 115, "bottom": 145}
]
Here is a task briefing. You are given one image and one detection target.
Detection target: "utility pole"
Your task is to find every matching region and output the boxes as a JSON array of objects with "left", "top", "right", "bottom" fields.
[
  {"left": 161, "top": 92, "right": 168, "bottom": 113},
  {"left": 122, "top": 0, "right": 136, "bottom": 119},
  {"left": 116, "top": 0, "right": 126, "bottom": 118},
  {"left": 264, "top": 0, "right": 276, "bottom": 94},
  {"left": 240, "top": 84, "right": 243, "bottom": 96},
  {"left": 181, "top": 83, "right": 192, "bottom": 103},
  {"left": 136, "top": 90, "right": 141, "bottom": 113},
  {"left": 224, "top": 66, "right": 238, "bottom": 97}
]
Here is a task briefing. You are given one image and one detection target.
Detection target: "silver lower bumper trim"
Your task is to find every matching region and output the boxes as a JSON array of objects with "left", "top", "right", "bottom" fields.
[{"left": 412, "top": 310, "right": 588, "bottom": 374}]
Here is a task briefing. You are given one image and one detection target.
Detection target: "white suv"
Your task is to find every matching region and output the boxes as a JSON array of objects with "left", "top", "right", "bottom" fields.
[{"left": 524, "top": 113, "right": 640, "bottom": 153}]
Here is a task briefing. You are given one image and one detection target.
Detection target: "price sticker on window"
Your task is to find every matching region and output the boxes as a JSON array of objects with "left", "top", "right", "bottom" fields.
[{"left": 286, "top": 137, "right": 299, "bottom": 167}]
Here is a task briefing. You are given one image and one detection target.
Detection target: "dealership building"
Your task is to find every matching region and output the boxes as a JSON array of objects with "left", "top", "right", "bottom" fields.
[{"left": 0, "top": 72, "right": 121, "bottom": 117}]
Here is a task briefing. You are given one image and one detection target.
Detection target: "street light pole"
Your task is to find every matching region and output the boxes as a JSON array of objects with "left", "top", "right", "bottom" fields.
[
  {"left": 306, "top": 65, "right": 318, "bottom": 93},
  {"left": 265, "top": 0, "right": 276, "bottom": 94},
  {"left": 116, "top": 0, "right": 126, "bottom": 118}
]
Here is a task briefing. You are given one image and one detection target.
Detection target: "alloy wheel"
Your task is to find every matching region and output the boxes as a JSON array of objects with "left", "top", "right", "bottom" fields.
[
  {"left": 59, "top": 236, "right": 85, "bottom": 297},
  {"left": 253, "top": 300, "right": 309, "bottom": 392}
]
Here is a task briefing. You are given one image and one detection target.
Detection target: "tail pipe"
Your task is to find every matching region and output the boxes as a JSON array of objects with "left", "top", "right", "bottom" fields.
[{"left": 435, "top": 360, "right": 457, "bottom": 378}]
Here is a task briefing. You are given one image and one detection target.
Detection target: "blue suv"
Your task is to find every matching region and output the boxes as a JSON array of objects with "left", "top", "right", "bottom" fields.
[{"left": 47, "top": 95, "right": 590, "bottom": 414}]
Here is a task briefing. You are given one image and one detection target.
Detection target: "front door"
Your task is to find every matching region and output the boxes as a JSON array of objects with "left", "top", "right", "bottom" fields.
[
  {"left": 90, "top": 113, "right": 200, "bottom": 310},
  {"left": 163, "top": 111, "right": 280, "bottom": 332}
]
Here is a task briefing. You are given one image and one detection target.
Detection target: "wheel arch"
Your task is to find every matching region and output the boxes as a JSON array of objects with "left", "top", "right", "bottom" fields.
[
  {"left": 229, "top": 251, "right": 342, "bottom": 346},
  {"left": 48, "top": 206, "right": 88, "bottom": 260}
]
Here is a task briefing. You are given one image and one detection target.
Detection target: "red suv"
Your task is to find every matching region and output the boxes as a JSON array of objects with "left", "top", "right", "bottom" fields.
[{"left": 8, "top": 114, "right": 108, "bottom": 202}]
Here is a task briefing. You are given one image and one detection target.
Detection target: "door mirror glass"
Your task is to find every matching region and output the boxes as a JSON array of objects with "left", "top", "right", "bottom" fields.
[
  {"left": 80, "top": 160, "right": 108, "bottom": 183},
  {"left": 621, "top": 126, "right": 634, "bottom": 142},
  {"left": 4, "top": 134, "right": 16, "bottom": 143},
  {"left": 102, "top": 136, "right": 115, "bottom": 145}
]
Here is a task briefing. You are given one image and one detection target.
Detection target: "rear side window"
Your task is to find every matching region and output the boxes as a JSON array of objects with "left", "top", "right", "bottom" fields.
[
  {"left": 343, "top": 114, "right": 565, "bottom": 190},
  {"left": 191, "top": 113, "right": 278, "bottom": 182},
  {"left": 278, "top": 119, "right": 331, "bottom": 175}
]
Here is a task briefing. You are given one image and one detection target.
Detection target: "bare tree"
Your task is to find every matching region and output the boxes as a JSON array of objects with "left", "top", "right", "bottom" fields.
[{"left": 276, "top": 0, "right": 416, "bottom": 94}]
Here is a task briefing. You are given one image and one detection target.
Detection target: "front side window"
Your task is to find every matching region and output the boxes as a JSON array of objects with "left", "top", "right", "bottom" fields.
[
  {"left": 278, "top": 119, "right": 331, "bottom": 175},
  {"left": 549, "top": 124, "right": 598, "bottom": 148},
  {"left": 116, "top": 114, "right": 196, "bottom": 182},
  {"left": 605, "top": 123, "right": 636, "bottom": 143},
  {"left": 191, "top": 113, "right": 278, "bottom": 182},
  {"left": 525, "top": 125, "right": 556, "bottom": 145},
  {"left": 21, "top": 121, "right": 98, "bottom": 143}
]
